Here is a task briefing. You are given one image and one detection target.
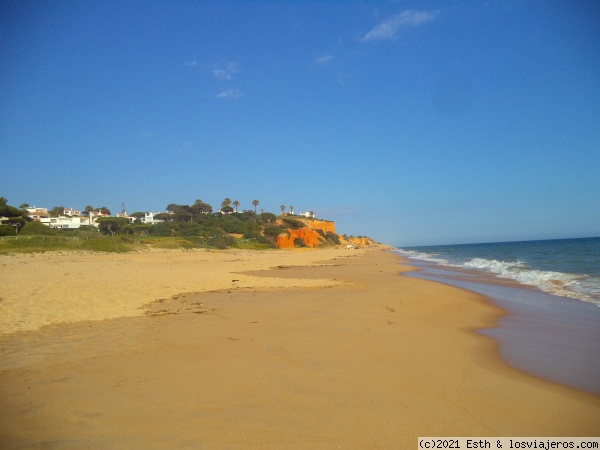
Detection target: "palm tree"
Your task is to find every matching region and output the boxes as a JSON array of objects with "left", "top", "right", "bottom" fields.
[
  {"left": 199, "top": 230, "right": 212, "bottom": 244},
  {"left": 233, "top": 200, "right": 240, "bottom": 212},
  {"left": 289, "top": 205, "right": 294, "bottom": 215},
  {"left": 252, "top": 199, "right": 259, "bottom": 213},
  {"left": 280, "top": 205, "right": 286, "bottom": 214},
  {"left": 220, "top": 198, "right": 233, "bottom": 214}
]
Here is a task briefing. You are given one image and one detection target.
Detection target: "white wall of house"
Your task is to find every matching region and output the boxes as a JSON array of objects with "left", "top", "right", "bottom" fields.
[
  {"left": 41, "top": 216, "right": 82, "bottom": 229},
  {"left": 26, "top": 207, "right": 48, "bottom": 214},
  {"left": 25, "top": 207, "right": 50, "bottom": 221},
  {"left": 142, "top": 212, "right": 163, "bottom": 224},
  {"left": 115, "top": 212, "right": 136, "bottom": 223},
  {"left": 27, "top": 214, "right": 49, "bottom": 222},
  {"left": 63, "top": 208, "right": 82, "bottom": 216}
]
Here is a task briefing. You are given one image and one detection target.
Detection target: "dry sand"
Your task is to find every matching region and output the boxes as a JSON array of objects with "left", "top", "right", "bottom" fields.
[
  {"left": 0, "top": 248, "right": 350, "bottom": 335},
  {"left": 0, "top": 247, "right": 598, "bottom": 448}
]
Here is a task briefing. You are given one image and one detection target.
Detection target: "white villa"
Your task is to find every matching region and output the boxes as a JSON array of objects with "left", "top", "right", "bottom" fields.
[
  {"left": 25, "top": 207, "right": 110, "bottom": 229},
  {"left": 25, "top": 207, "right": 50, "bottom": 222},
  {"left": 140, "top": 212, "right": 164, "bottom": 224},
  {"left": 115, "top": 211, "right": 137, "bottom": 223},
  {"left": 63, "top": 208, "right": 81, "bottom": 217},
  {"left": 19, "top": 204, "right": 312, "bottom": 230},
  {"left": 40, "top": 216, "right": 85, "bottom": 229}
]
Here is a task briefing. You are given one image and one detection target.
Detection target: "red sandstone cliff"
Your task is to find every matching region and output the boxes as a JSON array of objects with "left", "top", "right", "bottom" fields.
[
  {"left": 276, "top": 228, "right": 323, "bottom": 248},
  {"left": 300, "top": 219, "right": 335, "bottom": 235},
  {"left": 343, "top": 237, "right": 374, "bottom": 246},
  {"left": 274, "top": 218, "right": 336, "bottom": 248},
  {"left": 273, "top": 217, "right": 377, "bottom": 249}
]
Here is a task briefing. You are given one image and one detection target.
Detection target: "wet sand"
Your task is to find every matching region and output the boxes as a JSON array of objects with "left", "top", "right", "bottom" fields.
[
  {"left": 404, "top": 258, "right": 600, "bottom": 396},
  {"left": 0, "top": 249, "right": 599, "bottom": 448}
]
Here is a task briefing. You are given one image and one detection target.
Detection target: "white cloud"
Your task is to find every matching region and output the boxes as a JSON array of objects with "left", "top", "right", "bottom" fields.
[
  {"left": 361, "top": 10, "right": 437, "bottom": 42},
  {"left": 215, "top": 88, "right": 244, "bottom": 100},
  {"left": 315, "top": 54, "right": 335, "bottom": 65},
  {"left": 211, "top": 60, "right": 240, "bottom": 80},
  {"left": 185, "top": 60, "right": 199, "bottom": 67}
]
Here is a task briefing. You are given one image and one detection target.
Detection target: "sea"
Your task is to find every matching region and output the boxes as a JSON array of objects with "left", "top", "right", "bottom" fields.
[
  {"left": 396, "top": 237, "right": 600, "bottom": 305},
  {"left": 393, "top": 237, "right": 600, "bottom": 396}
]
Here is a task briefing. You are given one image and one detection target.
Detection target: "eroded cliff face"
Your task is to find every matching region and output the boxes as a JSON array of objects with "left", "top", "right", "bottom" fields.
[
  {"left": 305, "top": 219, "right": 335, "bottom": 234},
  {"left": 275, "top": 228, "right": 323, "bottom": 248},
  {"left": 344, "top": 237, "right": 373, "bottom": 246},
  {"left": 275, "top": 217, "right": 337, "bottom": 248}
]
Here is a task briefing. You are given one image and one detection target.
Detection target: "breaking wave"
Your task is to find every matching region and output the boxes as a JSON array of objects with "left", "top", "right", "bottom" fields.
[{"left": 395, "top": 249, "right": 600, "bottom": 306}]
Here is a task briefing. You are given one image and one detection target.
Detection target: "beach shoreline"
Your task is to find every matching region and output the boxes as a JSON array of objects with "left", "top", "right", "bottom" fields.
[
  {"left": 1, "top": 247, "right": 598, "bottom": 447},
  {"left": 402, "top": 257, "right": 600, "bottom": 396}
]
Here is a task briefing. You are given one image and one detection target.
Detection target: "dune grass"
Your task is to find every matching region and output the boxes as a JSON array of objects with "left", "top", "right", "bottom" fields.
[
  {"left": 0, "top": 235, "right": 134, "bottom": 254},
  {"left": 0, "top": 234, "right": 273, "bottom": 254}
]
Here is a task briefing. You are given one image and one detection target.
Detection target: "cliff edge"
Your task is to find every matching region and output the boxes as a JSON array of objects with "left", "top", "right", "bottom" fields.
[{"left": 274, "top": 217, "right": 377, "bottom": 249}]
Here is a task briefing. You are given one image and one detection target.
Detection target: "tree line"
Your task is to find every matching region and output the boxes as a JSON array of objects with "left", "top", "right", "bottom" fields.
[{"left": 0, "top": 197, "right": 317, "bottom": 249}]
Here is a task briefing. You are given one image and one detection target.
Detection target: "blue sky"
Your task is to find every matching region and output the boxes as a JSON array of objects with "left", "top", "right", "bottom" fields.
[{"left": 1, "top": 1, "right": 599, "bottom": 246}]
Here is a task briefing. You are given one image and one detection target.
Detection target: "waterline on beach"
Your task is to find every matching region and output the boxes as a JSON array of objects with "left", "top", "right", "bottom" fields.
[
  {"left": 395, "top": 237, "right": 600, "bottom": 306},
  {"left": 399, "top": 257, "right": 600, "bottom": 397}
]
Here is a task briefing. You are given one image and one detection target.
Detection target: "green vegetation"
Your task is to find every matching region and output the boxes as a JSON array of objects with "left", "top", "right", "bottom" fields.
[
  {"left": 281, "top": 217, "right": 305, "bottom": 230},
  {"left": 0, "top": 196, "right": 28, "bottom": 234},
  {"left": 96, "top": 217, "right": 130, "bottom": 236},
  {"left": 0, "top": 197, "right": 358, "bottom": 254},
  {"left": 0, "top": 225, "right": 15, "bottom": 236},
  {"left": 19, "top": 221, "right": 57, "bottom": 235},
  {"left": 293, "top": 237, "right": 307, "bottom": 247},
  {"left": 259, "top": 212, "right": 276, "bottom": 224},
  {"left": 0, "top": 197, "right": 294, "bottom": 254},
  {"left": 325, "top": 231, "right": 341, "bottom": 245},
  {"left": 0, "top": 235, "right": 134, "bottom": 254}
]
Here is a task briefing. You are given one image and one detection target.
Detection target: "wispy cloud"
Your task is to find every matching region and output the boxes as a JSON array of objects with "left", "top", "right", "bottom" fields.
[
  {"left": 215, "top": 88, "right": 244, "bottom": 100},
  {"left": 211, "top": 60, "right": 240, "bottom": 81},
  {"left": 185, "top": 60, "right": 199, "bottom": 67},
  {"left": 315, "top": 54, "right": 335, "bottom": 65},
  {"left": 361, "top": 10, "right": 437, "bottom": 43}
]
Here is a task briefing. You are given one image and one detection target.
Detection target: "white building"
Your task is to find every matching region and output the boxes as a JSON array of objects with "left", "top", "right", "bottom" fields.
[
  {"left": 41, "top": 216, "right": 82, "bottom": 229},
  {"left": 63, "top": 208, "right": 81, "bottom": 217},
  {"left": 115, "top": 212, "right": 136, "bottom": 223},
  {"left": 141, "top": 212, "right": 164, "bottom": 224},
  {"left": 26, "top": 207, "right": 48, "bottom": 214},
  {"left": 25, "top": 207, "right": 50, "bottom": 222}
]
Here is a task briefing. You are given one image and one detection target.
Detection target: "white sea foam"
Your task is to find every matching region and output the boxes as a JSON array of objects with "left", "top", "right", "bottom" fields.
[
  {"left": 463, "top": 258, "right": 589, "bottom": 300},
  {"left": 394, "top": 249, "right": 449, "bottom": 265},
  {"left": 395, "top": 249, "right": 600, "bottom": 306}
]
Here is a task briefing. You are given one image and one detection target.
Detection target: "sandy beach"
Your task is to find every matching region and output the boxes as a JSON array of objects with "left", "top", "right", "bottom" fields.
[
  {"left": 0, "top": 248, "right": 349, "bottom": 335},
  {"left": 1, "top": 247, "right": 599, "bottom": 448}
]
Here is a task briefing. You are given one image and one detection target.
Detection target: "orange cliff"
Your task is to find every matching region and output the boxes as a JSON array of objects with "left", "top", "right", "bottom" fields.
[
  {"left": 276, "top": 228, "right": 323, "bottom": 248},
  {"left": 275, "top": 218, "right": 336, "bottom": 249},
  {"left": 305, "top": 219, "right": 335, "bottom": 234},
  {"left": 345, "top": 237, "right": 373, "bottom": 246}
]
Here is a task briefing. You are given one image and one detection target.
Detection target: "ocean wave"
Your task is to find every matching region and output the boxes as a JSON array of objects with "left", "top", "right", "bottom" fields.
[
  {"left": 393, "top": 249, "right": 449, "bottom": 265},
  {"left": 395, "top": 249, "right": 600, "bottom": 306},
  {"left": 464, "top": 258, "right": 589, "bottom": 300}
]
